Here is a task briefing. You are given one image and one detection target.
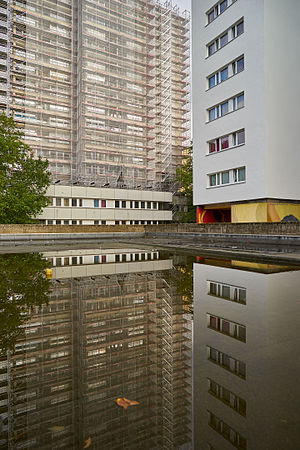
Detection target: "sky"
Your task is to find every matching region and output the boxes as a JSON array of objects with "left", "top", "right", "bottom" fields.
[{"left": 175, "top": 0, "right": 191, "bottom": 12}]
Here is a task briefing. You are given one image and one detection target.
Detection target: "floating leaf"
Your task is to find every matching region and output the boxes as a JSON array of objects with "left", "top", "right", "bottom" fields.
[
  {"left": 116, "top": 397, "right": 140, "bottom": 410},
  {"left": 83, "top": 437, "right": 92, "bottom": 448}
]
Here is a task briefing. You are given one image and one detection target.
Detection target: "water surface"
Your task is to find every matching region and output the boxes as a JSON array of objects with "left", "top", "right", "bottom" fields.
[{"left": 0, "top": 246, "right": 299, "bottom": 449}]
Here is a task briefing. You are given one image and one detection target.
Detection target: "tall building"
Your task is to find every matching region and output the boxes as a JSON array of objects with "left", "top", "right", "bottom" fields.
[
  {"left": 1, "top": 0, "right": 190, "bottom": 225},
  {"left": 0, "top": 248, "right": 192, "bottom": 449},
  {"left": 192, "top": 0, "right": 300, "bottom": 223}
]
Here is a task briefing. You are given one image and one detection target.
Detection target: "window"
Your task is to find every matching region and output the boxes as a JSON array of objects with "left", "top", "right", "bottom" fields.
[
  {"left": 122, "top": 200, "right": 126, "bottom": 208},
  {"left": 206, "top": 0, "right": 235, "bottom": 24},
  {"left": 219, "top": 0, "right": 228, "bottom": 13},
  {"left": 236, "top": 93, "right": 244, "bottom": 109},
  {"left": 233, "top": 167, "right": 246, "bottom": 182},
  {"left": 208, "top": 128, "right": 245, "bottom": 154},
  {"left": 64, "top": 198, "right": 69, "bottom": 207},
  {"left": 135, "top": 201, "right": 139, "bottom": 208},
  {"left": 208, "top": 55, "right": 244, "bottom": 89},
  {"left": 233, "top": 129, "right": 245, "bottom": 145},
  {"left": 208, "top": 346, "right": 246, "bottom": 379},
  {"left": 221, "top": 171, "right": 229, "bottom": 184},
  {"left": 153, "top": 202, "right": 157, "bottom": 209},
  {"left": 56, "top": 198, "right": 61, "bottom": 206},
  {"left": 208, "top": 411, "right": 247, "bottom": 449},
  {"left": 208, "top": 93, "right": 243, "bottom": 122},
  {"left": 130, "top": 201, "right": 133, "bottom": 208},
  {"left": 147, "top": 202, "right": 151, "bottom": 209},
  {"left": 94, "top": 199, "right": 99, "bottom": 207},
  {"left": 115, "top": 254, "right": 120, "bottom": 262},
  {"left": 72, "top": 220, "right": 77, "bottom": 225},
  {"left": 209, "top": 171, "right": 229, "bottom": 187},
  {"left": 220, "top": 67, "right": 228, "bottom": 82},
  {"left": 208, "top": 314, "right": 246, "bottom": 342},
  {"left": 72, "top": 198, "right": 77, "bottom": 207},
  {"left": 102, "top": 255, "right": 106, "bottom": 263},
  {"left": 64, "top": 220, "right": 69, "bottom": 225},
  {"left": 237, "top": 20, "right": 244, "bottom": 36},
  {"left": 115, "top": 200, "right": 120, "bottom": 208},
  {"left": 207, "top": 18, "right": 243, "bottom": 57},
  {"left": 94, "top": 255, "right": 99, "bottom": 264},
  {"left": 101, "top": 220, "right": 106, "bottom": 225},
  {"left": 220, "top": 32, "right": 228, "bottom": 47},
  {"left": 220, "top": 101, "right": 228, "bottom": 116},
  {"left": 141, "top": 201, "right": 145, "bottom": 209},
  {"left": 221, "top": 136, "right": 229, "bottom": 149},
  {"left": 101, "top": 200, "right": 106, "bottom": 208},
  {"left": 209, "top": 281, "right": 246, "bottom": 304},
  {"left": 94, "top": 220, "right": 99, "bottom": 225},
  {"left": 56, "top": 220, "right": 61, "bottom": 225}
]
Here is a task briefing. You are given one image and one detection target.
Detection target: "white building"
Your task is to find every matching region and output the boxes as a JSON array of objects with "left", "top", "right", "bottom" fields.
[
  {"left": 192, "top": 0, "right": 300, "bottom": 223},
  {"left": 39, "top": 185, "right": 172, "bottom": 225}
]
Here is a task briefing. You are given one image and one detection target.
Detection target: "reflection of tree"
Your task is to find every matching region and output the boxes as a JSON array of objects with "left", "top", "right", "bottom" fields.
[
  {"left": 171, "top": 263, "right": 194, "bottom": 314},
  {"left": 0, "top": 253, "right": 51, "bottom": 356}
]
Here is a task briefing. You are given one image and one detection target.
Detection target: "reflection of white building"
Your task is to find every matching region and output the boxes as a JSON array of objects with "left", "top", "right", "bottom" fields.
[{"left": 193, "top": 261, "right": 300, "bottom": 449}]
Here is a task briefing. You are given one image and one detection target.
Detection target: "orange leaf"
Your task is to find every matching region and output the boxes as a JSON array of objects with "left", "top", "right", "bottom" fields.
[
  {"left": 83, "top": 437, "right": 92, "bottom": 448},
  {"left": 116, "top": 397, "right": 140, "bottom": 409}
]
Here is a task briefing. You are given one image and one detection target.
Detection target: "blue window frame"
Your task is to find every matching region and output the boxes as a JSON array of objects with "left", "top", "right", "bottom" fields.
[
  {"left": 94, "top": 255, "right": 99, "bottom": 263},
  {"left": 209, "top": 75, "right": 216, "bottom": 88},
  {"left": 94, "top": 199, "right": 99, "bottom": 207}
]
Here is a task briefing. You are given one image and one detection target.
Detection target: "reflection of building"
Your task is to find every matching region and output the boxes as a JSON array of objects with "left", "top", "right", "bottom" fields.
[
  {"left": 192, "top": 0, "right": 300, "bottom": 223},
  {"left": 0, "top": 248, "right": 192, "bottom": 449},
  {"left": 193, "top": 260, "right": 300, "bottom": 449},
  {"left": 1, "top": 0, "right": 190, "bottom": 224}
]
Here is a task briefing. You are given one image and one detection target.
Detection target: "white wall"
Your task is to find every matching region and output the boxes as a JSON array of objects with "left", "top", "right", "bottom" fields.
[
  {"left": 192, "top": 0, "right": 300, "bottom": 207},
  {"left": 264, "top": 0, "right": 300, "bottom": 200}
]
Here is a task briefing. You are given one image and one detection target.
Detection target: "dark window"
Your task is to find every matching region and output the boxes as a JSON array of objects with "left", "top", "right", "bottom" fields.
[
  {"left": 134, "top": 220, "right": 139, "bottom": 225},
  {"left": 141, "top": 201, "right": 145, "bottom": 209},
  {"left": 72, "top": 257, "right": 77, "bottom": 265},
  {"left": 56, "top": 198, "right": 61, "bottom": 206},
  {"left": 72, "top": 198, "right": 77, "bottom": 207},
  {"left": 237, "top": 57, "right": 244, "bottom": 73},
  {"left": 122, "top": 254, "right": 126, "bottom": 262},
  {"left": 64, "top": 220, "right": 69, "bottom": 225},
  {"left": 101, "top": 200, "right": 106, "bottom": 208},
  {"left": 94, "top": 255, "right": 100, "bottom": 264},
  {"left": 94, "top": 199, "right": 99, "bottom": 208},
  {"left": 115, "top": 200, "right": 120, "bottom": 208},
  {"left": 56, "top": 220, "right": 61, "bottom": 225},
  {"left": 130, "top": 201, "right": 133, "bottom": 208},
  {"left": 237, "top": 21, "right": 244, "bottom": 36},
  {"left": 94, "top": 220, "right": 99, "bottom": 225},
  {"left": 147, "top": 202, "right": 151, "bottom": 209},
  {"left": 219, "top": 0, "right": 228, "bottom": 14},
  {"left": 122, "top": 200, "right": 126, "bottom": 208},
  {"left": 72, "top": 220, "right": 77, "bottom": 225},
  {"left": 115, "top": 255, "right": 120, "bottom": 262},
  {"left": 79, "top": 199, "right": 82, "bottom": 207},
  {"left": 135, "top": 201, "right": 139, "bottom": 208},
  {"left": 102, "top": 255, "right": 106, "bottom": 263},
  {"left": 115, "top": 221, "right": 120, "bottom": 225},
  {"left": 101, "top": 220, "right": 106, "bottom": 225}
]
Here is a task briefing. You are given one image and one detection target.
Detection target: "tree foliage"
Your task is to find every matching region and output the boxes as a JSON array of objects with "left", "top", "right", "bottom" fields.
[
  {"left": 176, "top": 145, "right": 196, "bottom": 222},
  {"left": 0, "top": 113, "right": 51, "bottom": 223},
  {"left": 0, "top": 253, "right": 51, "bottom": 356}
]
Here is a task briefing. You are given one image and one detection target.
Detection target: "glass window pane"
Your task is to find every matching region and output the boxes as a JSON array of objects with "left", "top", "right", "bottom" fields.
[
  {"left": 208, "top": 43, "right": 216, "bottom": 55},
  {"left": 238, "top": 167, "right": 246, "bottom": 181},
  {"left": 209, "top": 75, "right": 215, "bottom": 88},
  {"left": 220, "top": 67, "right": 228, "bottom": 81},
  {"left": 209, "top": 142, "right": 216, "bottom": 153},
  {"left": 237, "top": 21, "right": 244, "bottom": 36},
  {"left": 210, "top": 174, "right": 217, "bottom": 186},
  {"left": 222, "top": 285, "right": 230, "bottom": 297},
  {"left": 237, "top": 130, "right": 245, "bottom": 144},
  {"left": 220, "top": 0, "right": 228, "bottom": 13},
  {"left": 221, "top": 102, "right": 229, "bottom": 116},
  {"left": 237, "top": 57, "right": 244, "bottom": 73},
  {"left": 208, "top": 10, "right": 215, "bottom": 23},
  {"left": 237, "top": 94, "right": 244, "bottom": 108},
  {"left": 220, "top": 32, "right": 228, "bottom": 47},
  {"left": 222, "top": 171, "right": 229, "bottom": 184},
  {"left": 209, "top": 109, "right": 216, "bottom": 121},
  {"left": 94, "top": 199, "right": 99, "bottom": 207},
  {"left": 221, "top": 136, "right": 229, "bottom": 149}
]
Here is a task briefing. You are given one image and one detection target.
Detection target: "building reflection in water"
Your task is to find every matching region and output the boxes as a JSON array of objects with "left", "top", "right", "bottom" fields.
[
  {"left": 193, "top": 258, "right": 300, "bottom": 450},
  {"left": 0, "top": 248, "right": 192, "bottom": 450}
]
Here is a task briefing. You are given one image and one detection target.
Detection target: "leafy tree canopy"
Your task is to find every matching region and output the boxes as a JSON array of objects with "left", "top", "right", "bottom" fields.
[
  {"left": 0, "top": 253, "right": 51, "bottom": 356},
  {"left": 0, "top": 113, "right": 51, "bottom": 223},
  {"left": 176, "top": 145, "right": 196, "bottom": 222}
]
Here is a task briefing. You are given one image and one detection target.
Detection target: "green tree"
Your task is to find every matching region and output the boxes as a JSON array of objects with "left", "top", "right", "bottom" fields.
[
  {"left": 176, "top": 145, "right": 196, "bottom": 222},
  {"left": 0, "top": 253, "right": 51, "bottom": 356},
  {"left": 0, "top": 113, "right": 51, "bottom": 223}
]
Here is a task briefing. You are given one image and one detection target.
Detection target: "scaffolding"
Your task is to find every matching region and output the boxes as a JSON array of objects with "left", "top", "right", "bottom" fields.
[{"left": 5, "top": 0, "right": 190, "bottom": 193}]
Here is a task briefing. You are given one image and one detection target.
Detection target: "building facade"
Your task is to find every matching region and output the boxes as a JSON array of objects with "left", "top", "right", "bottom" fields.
[
  {"left": 192, "top": 0, "right": 300, "bottom": 223},
  {"left": 1, "top": 0, "right": 190, "bottom": 224}
]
